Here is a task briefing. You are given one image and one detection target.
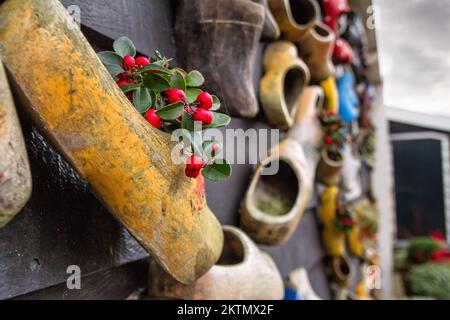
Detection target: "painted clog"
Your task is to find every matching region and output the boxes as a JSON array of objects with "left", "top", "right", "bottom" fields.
[
  {"left": 322, "top": 226, "right": 345, "bottom": 256},
  {"left": 0, "top": 60, "right": 32, "bottom": 228},
  {"left": 316, "top": 148, "right": 343, "bottom": 186},
  {"left": 337, "top": 72, "right": 359, "bottom": 124},
  {"left": 174, "top": 0, "right": 265, "bottom": 118},
  {"left": 319, "top": 0, "right": 351, "bottom": 34},
  {"left": 0, "top": 0, "right": 223, "bottom": 284},
  {"left": 260, "top": 41, "right": 310, "bottom": 129},
  {"left": 318, "top": 186, "right": 339, "bottom": 228},
  {"left": 149, "top": 226, "right": 285, "bottom": 300},
  {"left": 298, "top": 22, "right": 336, "bottom": 83},
  {"left": 341, "top": 143, "right": 362, "bottom": 201},
  {"left": 320, "top": 76, "right": 339, "bottom": 113},
  {"left": 285, "top": 268, "right": 322, "bottom": 300},
  {"left": 241, "top": 87, "right": 324, "bottom": 245},
  {"left": 269, "top": 0, "right": 319, "bottom": 41},
  {"left": 331, "top": 255, "right": 355, "bottom": 288},
  {"left": 253, "top": 0, "right": 281, "bottom": 41}
]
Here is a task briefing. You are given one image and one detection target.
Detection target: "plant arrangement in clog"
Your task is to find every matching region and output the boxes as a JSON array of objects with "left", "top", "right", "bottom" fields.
[
  {"left": 315, "top": 109, "right": 345, "bottom": 186},
  {"left": 98, "top": 37, "right": 232, "bottom": 182},
  {"left": 334, "top": 206, "right": 355, "bottom": 234}
]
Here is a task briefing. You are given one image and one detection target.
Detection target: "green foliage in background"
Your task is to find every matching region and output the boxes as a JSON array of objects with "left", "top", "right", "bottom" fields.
[{"left": 407, "top": 263, "right": 450, "bottom": 299}]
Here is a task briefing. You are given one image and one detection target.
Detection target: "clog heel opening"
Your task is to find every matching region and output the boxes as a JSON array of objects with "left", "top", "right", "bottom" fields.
[
  {"left": 217, "top": 230, "right": 245, "bottom": 266},
  {"left": 290, "top": 0, "right": 317, "bottom": 26},
  {"left": 284, "top": 68, "right": 305, "bottom": 113},
  {"left": 254, "top": 160, "right": 300, "bottom": 217},
  {"left": 336, "top": 257, "right": 352, "bottom": 278}
]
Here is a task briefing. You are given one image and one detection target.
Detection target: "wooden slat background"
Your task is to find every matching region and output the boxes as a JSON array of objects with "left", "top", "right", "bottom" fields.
[{"left": 0, "top": 0, "right": 370, "bottom": 299}]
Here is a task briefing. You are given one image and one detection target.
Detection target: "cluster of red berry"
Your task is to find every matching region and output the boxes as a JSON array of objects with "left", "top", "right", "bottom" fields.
[
  {"left": 318, "top": 109, "right": 345, "bottom": 161},
  {"left": 116, "top": 55, "right": 151, "bottom": 97},
  {"left": 334, "top": 207, "right": 355, "bottom": 234}
]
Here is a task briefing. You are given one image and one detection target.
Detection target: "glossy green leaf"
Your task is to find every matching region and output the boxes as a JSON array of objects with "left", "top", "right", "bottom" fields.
[
  {"left": 156, "top": 102, "right": 184, "bottom": 121},
  {"left": 113, "top": 36, "right": 136, "bottom": 58},
  {"left": 139, "top": 63, "right": 171, "bottom": 74},
  {"left": 98, "top": 51, "right": 123, "bottom": 66},
  {"left": 202, "top": 160, "right": 232, "bottom": 182},
  {"left": 186, "top": 70, "right": 205, "bottom": 87},
  {"left": 142, "top": 73, "right": 171, "bottom": 92},
  {"left": 186, "top": 88, "right": 202, "bottom": 104},
  {"left": 106, "top": 64, "right": 125, "bottom": 78},
  {"left": 120, "top": 83, "right": 140, "bottom": 93},
  {"left": 133, "top": 87, "right": 152, "bottom": 113},
  {"left": 170, "top": 70, "right": 186, "bottom": 92},
  {"left": 211, "top": 95, "right": 221, "bottom": 111},
  {"left": 204, "top": 112, "right": 231, "bottom": 128}
]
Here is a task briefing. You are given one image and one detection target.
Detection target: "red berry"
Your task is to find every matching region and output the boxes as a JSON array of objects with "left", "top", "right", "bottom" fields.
[
  {"left": 145, "top": 109, "right": 163, "bottom": 129},
  {"left": 185, "top": 155, "right": 204, "bottom": 178},
  {"left": 196, "top": 92, "right": 213, "bottom": 110},
  {"left": 122, "top": 55, "right": 136, "bottom": 69},
  {"left": 163, "top": 88, "right": 186, "bottom": 104},
  {"left": 192, "top": 109, "right": 214, "bottom": 125},
  {"left": 325, "top": 136, "right": 333, "bottom": 145},
  {"left": 135, "top": 56, "right": 151, "bottom": 67},
  {"left": 117, "top": 72, "right": 129, "bottom": 81}
]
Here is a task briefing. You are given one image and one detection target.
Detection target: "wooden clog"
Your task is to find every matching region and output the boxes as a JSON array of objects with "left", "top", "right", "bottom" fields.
[
  {"left": 0, "top": 60, "right": 32, "bottom": 228},
  {"left": 316, "top": 148, "right": 343, "bottom": 186},
  {"left": 149, "top": 226, "right": 285, "bottom": 300},
  {"left": 241, "top": 87, "right": 324, "bottom": 245},
  {"left": 320, "top": 76, "right": 339, "bottom": 113},
  {"left": 260, "top": 41, "right": 310, "bottom": 129},
  {"left": 0, "top": 0, "right": 223, "bottom": 284},
  {"left": 253, "top": 0, "right": 281, "bottom": 41},
  {"left": 174, "top": 0, "right": 265, "bottom": 118},
  {"left": 286, "top": 268, "right": 322, "bottom": 300},
  {"left": 331, "top": 255, "right": 355, "bottom": 288}
]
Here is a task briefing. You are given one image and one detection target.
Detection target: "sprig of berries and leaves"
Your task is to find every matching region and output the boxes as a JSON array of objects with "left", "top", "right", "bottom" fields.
[
  {"left": 318, "top": 109, "right": 345, "bottom": 162},
  {"left": 334, "top": 207, "right": 355, "bottom": 234},
  {"left": 98, "top": 37, "right": 232, "bottom": 182}
]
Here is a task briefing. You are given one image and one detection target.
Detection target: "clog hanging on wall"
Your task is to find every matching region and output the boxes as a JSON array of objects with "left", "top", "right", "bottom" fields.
[
  {"left": 260, "top": 41, "right": 310, "bottom": 129},
  {"left": 0, "top": 60, "right": 32, "bottom": 228},
  {"left": 241, "top": 87, "right": 324, "bottom": 245},
  {"left": 320, "top": 76, "right": 339, "bottom": 113},
  {"left": 331, "top": 254, "right": 355, "bottom": 288},
  {"left": 341, "top": 142, "right": 362, "bottom": 201},
  {"left": 0, "top": 0, "right": 223, "bottom": 284},
  {"left": 285, "top": 268, "right": 322, "bottom": 300},
  {"left": 174, "top": 0, "right": 265, "bottom": 118},
  {"left": 253, "top": 0, "right": 281, "bottom": 41},
  {"left": 269, "top": 0, "right": 319, "bottom": 41},
  {"left": 337, "top": 72, "right": 359, "bottom": 124},
  {"left": 319, "top": 0, "right": 351, "bottom": 34},
  {"left": 149, "top": 226, "right": 285, "bottom": 300}
]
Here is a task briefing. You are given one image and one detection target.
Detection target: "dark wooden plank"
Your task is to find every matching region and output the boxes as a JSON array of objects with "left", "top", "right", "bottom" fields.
[
  {"left": 59, "top": 0, "right": 177, "bottom": 60},
  {"left": 14, "top": 259, "right": 149, "bottom": 300}
]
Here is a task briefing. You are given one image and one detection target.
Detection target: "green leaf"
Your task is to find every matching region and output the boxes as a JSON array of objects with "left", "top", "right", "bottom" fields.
[
  {"left": 155, "top": 50, "right": 164, "bottom": 60},
  {"left": 202, "top": 160, "right": 232, "bottom": 182},
  {"left": 139, "top": 63, "right": 171, "bottom": 74},
  {"left": 202, "top": 140, "right": 220, "bottom": 161},
  {"left": 120, "top": 83, "right": 141, "bottom": 93},
  {"left": 186, "top": 70, "right": 205, "bottom": 87},
  {"left": 211, "top": 95, "right": 221, "bottom": 111},
  {"left": 113, "top": 36, "right": 136, "bottom": 58},
  {"left": 106, "top": 64, "right": 125, "bottom": 78},
  {"left": 182, "top": 111, "right": 195, "bottom": 131},
  {"left": 204, "top": 112, "right": 231, "bottom": 128},
  {"left": 156, "top": 102, "right": 184, "bottom": 121},
  {"left": 170, "top": 70, "right": 186, "bottom": 92},
  {"left": 186, "top": 88, "right": 202, "bottom": 104},
  {"left": 133, "top": 87, "right": 152, "bottom": 113},
  {"left": 149, "top": 91, "right": 157, "bottom": 109},
  {"left": 98, "top": 51, "right": 123, "bottom": 66},
  {"left": 142, "top": 73, "right": 171, "bottom": 92}
]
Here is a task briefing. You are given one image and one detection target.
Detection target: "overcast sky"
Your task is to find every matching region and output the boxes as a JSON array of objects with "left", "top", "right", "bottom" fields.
[{"left": 374, "top": 0, "right": 450, "bottom": 117}]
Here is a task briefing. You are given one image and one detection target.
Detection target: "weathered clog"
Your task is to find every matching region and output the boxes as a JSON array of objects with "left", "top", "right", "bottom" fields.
[
  {"left": 260, "top": 41, "right": 310, "bottom": 129},
  {"left": 320, "top": 76, "right": 339, "bottom": 113},
  {"left": 0, "top": 0, "right": 223, "bottom": 284},
  {"left": 316, "top": 148, "right": 343, "bottom": 186},
  {"left": 331, "top": 255, "right": 355, "bottom": 288},
  {"left": 285, "top": 268, "right": 322, "bottom": 300},
  {"left": 174, "top": 0, "right": 265, "bottom": 118},
  {"left": 0, "top": 60, "right": 32, "bottom": 228},
  {"left": 149, "top": 226, "right": 285, "bottom": 300},
  {"left": 253, "top": 0, "right": 281, "bottom": 41},
  {"left": 241, "top": 87, "right": 324, "bottom": 245}
]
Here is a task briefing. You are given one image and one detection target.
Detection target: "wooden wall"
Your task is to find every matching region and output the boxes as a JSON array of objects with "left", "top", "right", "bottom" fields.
[{"left": 0, "top": 0, "right": 373, "bottom": 299}]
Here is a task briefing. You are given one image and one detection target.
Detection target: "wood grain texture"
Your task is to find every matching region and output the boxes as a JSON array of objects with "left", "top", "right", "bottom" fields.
[
  {"left": 0, "top": 60, "right": 32, "bottom": 227},
  {"left": 0, "top": 0, "right": 223, "bottom": 284}
]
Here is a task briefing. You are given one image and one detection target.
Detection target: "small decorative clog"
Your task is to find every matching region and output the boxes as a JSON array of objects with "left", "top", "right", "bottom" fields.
[
  {"left": 298, "top": 22, "right": 336, "bottom": 83},
  {"left": 337, "top": 71, "right": 359, "bottom": 124},
  {"left": 260, "top": 41, "right": 310, "bottom": 129},
  {"left": 175, "top": 0, "right": 265, "bottom": 118},
  {"left": 316, "top": 148, "right": 343, "bottom": 186},
  {"left": 269, "top": 0, "right": 319, "bottom": 41},
  {"left": 341, "top": 143, "right": 362, "bottom": 201},
  {"left": 0, "top": 60, "right": 32, "bottom": 228},
  {"left": 241, "top": 87, "right": 324, "bottom": 245},
  {"left": 253, "top": 0, "right": 281, "bottom": 41},
  {"left": 331, "top": 255, "right": 355, "bottom": 288},
  {"left": 320, "top": 76, "right": 339, "bottom": 113},
  {"left": 322, "top": 226, "right": 345, "bottom": 256},
  {"left": 285, "top": 268, "right": 322, "bottom": 300},
  {"left": 320, "top": 0, "right": 351, "bottom": 34},
  {"left": 149, "top": 226, "right": 285, "bottom": 300},
  {"left": 318, "top": 186, "right": 339, "bottom": 228}
]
